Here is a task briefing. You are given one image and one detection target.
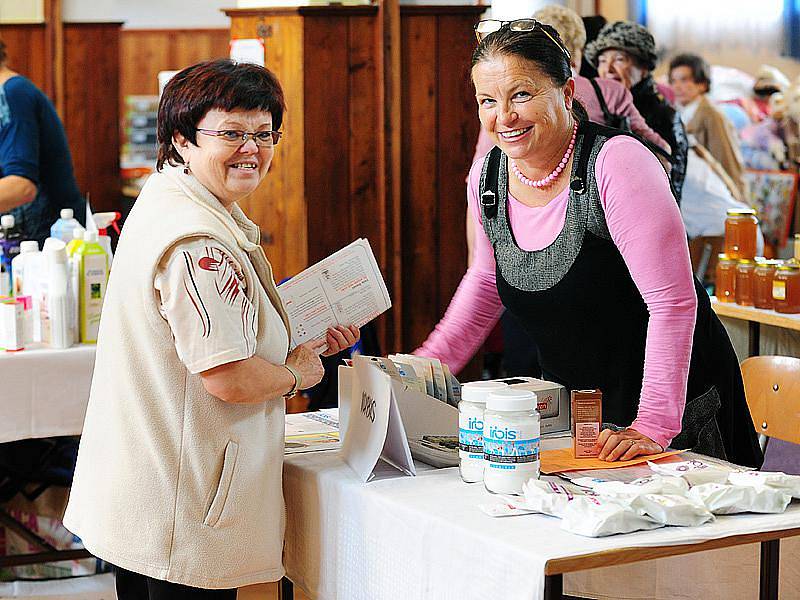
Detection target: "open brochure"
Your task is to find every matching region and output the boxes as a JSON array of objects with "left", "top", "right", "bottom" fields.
[{"left": 277, "top": 238, "right": 391, "bottom": 349}]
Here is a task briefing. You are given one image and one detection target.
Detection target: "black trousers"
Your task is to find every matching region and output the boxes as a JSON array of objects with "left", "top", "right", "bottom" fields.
[{"left": 114, "top": 566, "right": 238, "bottom": 600}]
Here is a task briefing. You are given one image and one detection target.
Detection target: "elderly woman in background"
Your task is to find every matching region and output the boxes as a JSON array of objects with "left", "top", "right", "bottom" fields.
[
  {"left": 64, "top": 59, "right": 359, "bottom": 599},
  {"left": 586, "top": 21, "right": 688, "bottom": 201},
  {"left": 418, "top": 21, "right": 761, "bottom": 467}
]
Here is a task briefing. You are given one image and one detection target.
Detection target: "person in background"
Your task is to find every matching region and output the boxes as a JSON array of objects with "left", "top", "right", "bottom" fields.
[
  {"left": 64, "top": 59, "right": 359, "bottom": 599},
  {"left": 669, "top": 53, "right": 748, "bottom": 203},
  {"left": 0, "top": 39, "right": 84, "bottom": 246},
  {"left": 418, "top": 20, "right": 762, "bottom": 467},
  {"left": 586, "top": 21, "right": 688, "bottom": 201}
]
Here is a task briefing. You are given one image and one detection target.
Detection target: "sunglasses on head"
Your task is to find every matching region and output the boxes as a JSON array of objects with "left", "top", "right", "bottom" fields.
[{"left": 474, "top": 19, "right": 571, "bottom": 60}]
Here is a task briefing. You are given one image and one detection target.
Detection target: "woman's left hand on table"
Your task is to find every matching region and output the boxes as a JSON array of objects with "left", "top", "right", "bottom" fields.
[
  {"left": 596, "top": 427, "right": 663, "bottom": 462},
  {"left": 321, "top": 324, "right": 360, "bottom": 357}
]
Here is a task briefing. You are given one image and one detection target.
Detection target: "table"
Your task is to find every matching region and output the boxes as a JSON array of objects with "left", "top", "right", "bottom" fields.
[
  {"left": 0, "top": 343, "right": 96, "bottom": 444},
  {"left": 0, "top": 343, "right": 96, "bottom": 568},
  {"left": 280, "top": 451, "right": 800, "bottom": 600},
  {"left": 711, "top": 297, "right": 800, "bottom": 357}
]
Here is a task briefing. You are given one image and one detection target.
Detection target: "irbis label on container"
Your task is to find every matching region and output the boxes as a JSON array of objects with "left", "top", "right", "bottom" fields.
[
  {"left": 483, "top": 423, "right": 540, "bottom": 470},
  {"left": 773, "top": 280, "right": 786, "bottom": 300},
  {"left": 458, "top": 414, "right": 484, "bottom": 459}
]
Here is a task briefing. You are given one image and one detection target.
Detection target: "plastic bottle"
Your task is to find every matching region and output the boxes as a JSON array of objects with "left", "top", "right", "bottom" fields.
[
  {"left": 66, "top": 226, "right": 86, "bottom": 257},
  {"left": 458, "top": 381, "right": 508, "bottom": 483},
  {"left": 92, "top": 212, "right": 120, "bottom": 265},
  {"left": 44, "top": 245, "right": 73, "bottom": 349},
  {"left": 483, "top": 388, "right": 540, "bottom": 495},
  {"left": 0, "top": 215, "right": 22, "bottom": 292},
  {"left": 50, "top": 208, "right": 82, "bottom": 243},
  {"left": 76, "top": 231, "right": 108, "bottom": 343},
  {"left": 11, "top": 241, "right": 40, "bottom": 297},
  {"left": 66, "top": 227, "right": 84, "bottom": 342}
]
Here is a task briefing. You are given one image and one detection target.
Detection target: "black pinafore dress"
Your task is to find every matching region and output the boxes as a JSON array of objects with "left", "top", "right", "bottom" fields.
[{"left": 479, "top": 121, "right": 762, "bottom": 468}]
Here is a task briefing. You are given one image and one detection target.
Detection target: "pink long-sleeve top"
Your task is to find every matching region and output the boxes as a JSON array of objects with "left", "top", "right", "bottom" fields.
[
  {"left": 473, "top": 75, "right": 669, "bottom": 159},
  {"left": 417, "top": 135, "right": 697, "bottom": 448}
]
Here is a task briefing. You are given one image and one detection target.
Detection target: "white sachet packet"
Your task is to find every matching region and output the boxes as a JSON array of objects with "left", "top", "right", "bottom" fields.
[
  {"left": 572, "top": 475, "right": 689, "bottom": 497},
  {"left": 728, "top": 471, "right": 800, "bottom": 499},
  {"left": 629, "top": 493, "right": 714, "bottom": 526},
  {"left": 688, "top": 482, "right": 792, "bottom": 514},
  {"left": 648, "top": 459, "right": 730, "bottom": 486},
  {"left": 559, "top": 495, "right": 663, "bottom": 537},
  {"left": 522, "top": 479, "right": 585, "bottom": 517},
  {"left": 480, "top": 481, "right": 585, "bottom": 518}
]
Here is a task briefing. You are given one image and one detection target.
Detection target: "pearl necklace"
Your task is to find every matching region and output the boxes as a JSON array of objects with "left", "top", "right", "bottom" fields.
[{"left": 511, "top": 123, "right": 578, "bottom": 188}]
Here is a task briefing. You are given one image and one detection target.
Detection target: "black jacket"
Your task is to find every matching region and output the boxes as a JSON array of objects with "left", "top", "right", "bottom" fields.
[{"left": 631, "top": 76, "right": 688, "bottom": 202}]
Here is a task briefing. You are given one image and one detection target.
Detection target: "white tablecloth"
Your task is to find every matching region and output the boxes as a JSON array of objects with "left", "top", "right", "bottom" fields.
[
  {"left": 282, "top": 452, "right": 800, "bottom": 600},
  {"left": 0, "top": 344, "right": 96, "bottom": 443}
]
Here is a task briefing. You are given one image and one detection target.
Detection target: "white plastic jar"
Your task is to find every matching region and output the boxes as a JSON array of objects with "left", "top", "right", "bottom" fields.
[
  {"left": 483, "top": 388, "right": 540, "bottom": 495},
  {"left": 458, "top": 381, "right": 508, "bottom": 483}
]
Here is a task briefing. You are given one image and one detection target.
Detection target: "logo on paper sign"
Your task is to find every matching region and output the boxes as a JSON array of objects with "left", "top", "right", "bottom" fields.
[{"left": 360, "top": 391, "right": 376, "bottom": 423}]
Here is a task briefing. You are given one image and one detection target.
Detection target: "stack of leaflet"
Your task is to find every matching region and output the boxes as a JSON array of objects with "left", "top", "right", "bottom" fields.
[{"left": 340, "top": 355, "right": 461, "bottom": 467}]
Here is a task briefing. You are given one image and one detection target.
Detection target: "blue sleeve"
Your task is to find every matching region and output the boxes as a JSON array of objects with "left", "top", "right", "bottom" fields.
[{"left": 0, "top": 85, "right": 40, "bottom": 185}]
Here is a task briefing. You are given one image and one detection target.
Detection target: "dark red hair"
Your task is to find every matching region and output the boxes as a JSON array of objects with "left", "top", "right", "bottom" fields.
[{"left": 156, "top": 59, "right": 285, "bottom": 170}]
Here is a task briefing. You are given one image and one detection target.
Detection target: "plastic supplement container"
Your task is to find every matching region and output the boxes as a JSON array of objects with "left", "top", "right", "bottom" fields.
[
  {"left": 458, "top": 381, "right": 508, "bottom": 483},
  {"left": 483, "top": 389, "right": 540, "bottom": 495}
]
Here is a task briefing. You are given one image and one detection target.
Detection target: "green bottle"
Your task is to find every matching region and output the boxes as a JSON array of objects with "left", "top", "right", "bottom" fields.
[{"left": 76, "top": 231, "right": 108, "bottom": 343}]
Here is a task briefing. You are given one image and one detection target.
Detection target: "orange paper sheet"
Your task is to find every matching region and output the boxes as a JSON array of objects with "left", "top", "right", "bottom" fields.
[{"left": 540, "top": 447, "right": 687, "bottom": 474}]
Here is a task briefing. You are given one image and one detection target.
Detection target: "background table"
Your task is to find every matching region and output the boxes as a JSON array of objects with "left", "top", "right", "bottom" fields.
[
  {"left": 0, "top": 344, "right": 96, "bottom": 444},
  {"left": 282, "top": 450, "right": 800, "bottom": 600},
  {"left": 711, "top": 297, "right": 800, "bottom": 357}
]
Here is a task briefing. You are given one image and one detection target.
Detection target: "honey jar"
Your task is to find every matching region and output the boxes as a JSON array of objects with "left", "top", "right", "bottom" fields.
[
  {"left": 724, "top": 208, "right": 758, "bottom": 260},
  {"left": 773, "top": 262, "right": 800, "bottom": 314},
  {"left": 735, "top": 259, "right": 755, "bottom": 306},
  {"left": 715, "top": 254, "right": 737, "bottom": 303},
  {"left": 753, "top": 259, "right": 780, "bottom": 310}
]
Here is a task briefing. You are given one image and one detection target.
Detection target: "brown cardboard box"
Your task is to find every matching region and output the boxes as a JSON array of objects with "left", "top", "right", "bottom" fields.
[{"left": 571, "top": 389, "right": 602, "bottom": 458}]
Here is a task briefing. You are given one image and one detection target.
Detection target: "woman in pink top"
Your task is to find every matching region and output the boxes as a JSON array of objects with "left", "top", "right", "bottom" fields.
[{"left": 417, "top": 20, "right": 762, "bottom": 467}]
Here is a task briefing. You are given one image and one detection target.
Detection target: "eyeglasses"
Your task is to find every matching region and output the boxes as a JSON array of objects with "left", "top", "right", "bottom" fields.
[
  {"left": 474, "top": 19, "right": 571, "bottom": 60},
  {"left": 196, "top": 128, "right": 282, "bottom": 147}
]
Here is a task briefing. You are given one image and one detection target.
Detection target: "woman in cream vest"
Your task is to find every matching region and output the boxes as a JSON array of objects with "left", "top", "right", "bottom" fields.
[{"left": 63, "top": 59, "right": 359, "bottom": 599}]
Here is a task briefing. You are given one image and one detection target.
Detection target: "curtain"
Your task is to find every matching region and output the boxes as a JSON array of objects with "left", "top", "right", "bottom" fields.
[{"left": 646, "top": 0, "right": 785, "bottom": 57}]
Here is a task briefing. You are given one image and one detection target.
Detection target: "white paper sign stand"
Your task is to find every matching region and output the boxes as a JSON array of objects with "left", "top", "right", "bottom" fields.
[{"left": 340, "top": 356, "right": 416, "bottom": 482}]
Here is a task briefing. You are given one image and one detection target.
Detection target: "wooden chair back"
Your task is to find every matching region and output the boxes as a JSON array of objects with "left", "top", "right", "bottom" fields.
[{"left": 741, "top": 356, "right": 800, "bottom": 445}]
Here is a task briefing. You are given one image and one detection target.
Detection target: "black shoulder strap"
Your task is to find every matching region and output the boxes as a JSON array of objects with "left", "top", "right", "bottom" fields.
[
  {"left": 481, "top": 146, "right": 502, "bottom": 220},
  {"left": 589, "top": 78, "right": 614, "bottom": 125}
]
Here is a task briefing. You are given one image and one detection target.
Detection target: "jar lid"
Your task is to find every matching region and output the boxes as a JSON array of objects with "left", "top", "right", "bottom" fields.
[
  {"left": 718, "top": 253, "right": 731, "bottom": 260},
  {"left": 755, "top": 258, "right": 781, "bottom": 266},
  {"left": 461, "top": 380, "right": 508, "bottom": 403},
  {"left": 486, "top": 388, "right": 537, "bottom": 412},
  {"left": 777, "top": 263, "right": 800, "bottom": 271},
  {"left": 737, "top": 259, "right": 755, "bottom": 264},
  {"left": 726, "top": 208, "right": 757, "bottom": 216}
]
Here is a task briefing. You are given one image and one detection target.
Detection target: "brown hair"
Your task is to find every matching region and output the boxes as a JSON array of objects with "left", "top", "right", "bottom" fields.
[
  {"left": 156, "top": 59, "right": 286, "bottom": 170},
  {"left": 471, "top": 25, "right": 588, "bottom": 123}
]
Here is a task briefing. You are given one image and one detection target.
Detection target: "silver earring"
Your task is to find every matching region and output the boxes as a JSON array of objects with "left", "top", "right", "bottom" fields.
[{"left": 183, "top": 162, "right": 191, "bottom": 175}]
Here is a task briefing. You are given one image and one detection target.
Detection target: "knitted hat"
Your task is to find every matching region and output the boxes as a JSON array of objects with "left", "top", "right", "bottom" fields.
[{"left": 584, "top": 21, "right": 658, "bottom": 71}]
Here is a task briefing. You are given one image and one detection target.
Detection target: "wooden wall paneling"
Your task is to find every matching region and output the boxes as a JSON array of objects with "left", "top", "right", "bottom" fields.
[
  {"left": 348, "top": 15, "right": 386, "bottom": 346},
  {"left": 435, "top": 15, "right": 479, "bottom": 306},
  {"left": 400, "top": 14, "right": 439, "bottom": 350},
  {"left": 230, "top": 15, "right": 307, "bottom": 282},
  {"left": 43, "top": 0, "right": 64, "bottom": 114},
  {"left": 0, "top": 25, "right": 47, "bottom": 90},
  {"left": 380, "top": 0, "right": 402, "bottom": 352},
  {"left": 63, "top": 23, "right": 121, "bottom": 213},
  {"left": 119, "top": 29, "right": 231, "bottom": 98},
  {"left": 303, "top": 17, "right": 351, "bottom": 267}
]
